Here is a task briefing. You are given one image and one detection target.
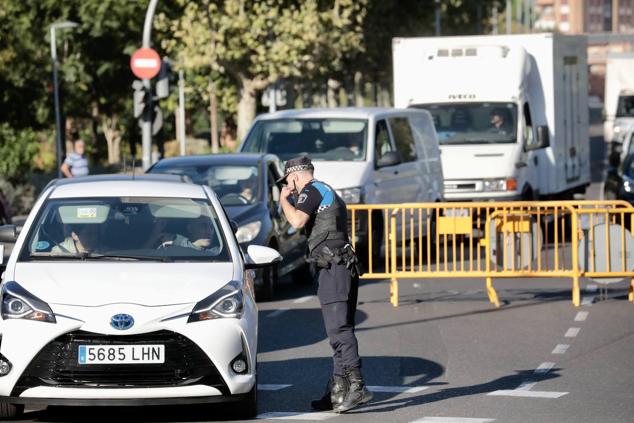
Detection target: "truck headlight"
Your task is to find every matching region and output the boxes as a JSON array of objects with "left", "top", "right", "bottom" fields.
[
  {"left": 1, "top": 281, "right": 56, "bottom": 323},
  {"left": 483, "top": 178, "right": 517, "bottom": 192},
  {"left": 236, "top": 221, "right": 262, "bottom": 244},
  {"left": 188, "top": 281, "right": 244, "bottom": 322},
  {"left": 336, "top": 187, "right": 363, "bottom": 204}
]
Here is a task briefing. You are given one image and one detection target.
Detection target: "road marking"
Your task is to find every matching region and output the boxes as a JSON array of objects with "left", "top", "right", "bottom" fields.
[
  {"left": 367, "top": 385, "right": 429, "bottom": 394},
  {"left": 267, "top": 308, "right": 290, "bottom": 318},
  {"left": 581, "top": 296, "right": 595, "bottom": 306},
  {"left": 575, "top": 311, "right": 589, "bottom": 321},
  {"left": 488, "top": 390, "right": 568, "bottom": 398},
  {"left": 258, "top": 384, "right": 292, "bottom": 391},
  {"left": 293, "top": 295, "right": 313, "bottom": 304},
  {"left": 516, "top": 382, "right": 536, "bottom": 391},
  {"left": 552, "top": 344, "right": 570, "bottom": 354},
  {"left": 534, "top": 362, "right": 555, "bottom": 374},
  {"left": 257, "top": 411, "right": 334, "bottom": 421},
  {"left": 565, "top": 327, "right": 581, "bottom": 338},
  {"left": 586, "top": 284, "right": 598, "bottom": 293},
  {"left": 411, "top": 418, "right": 494, "bottom": 423},
  {"left": 355, "top": 400, "right": 410, "bottom": 412}
]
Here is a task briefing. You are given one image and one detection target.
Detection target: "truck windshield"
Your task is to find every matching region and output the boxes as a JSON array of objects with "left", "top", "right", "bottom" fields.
[
  {"left": 20, "top": 197, "right": 231, "bottom": 262},
  {"left": 241, "top": 119, "right": 368, "bottom": 161},
  {"left": 412, "top": 103, "right": 518, "bottom": 145},
  {"left": 617, "top": 95, "right": 634, "bottom": 118}
]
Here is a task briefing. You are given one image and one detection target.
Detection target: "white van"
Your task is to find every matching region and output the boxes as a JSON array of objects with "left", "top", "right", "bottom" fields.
[{"left": 239, "top": 107, "right": 444, "bottom": 256}]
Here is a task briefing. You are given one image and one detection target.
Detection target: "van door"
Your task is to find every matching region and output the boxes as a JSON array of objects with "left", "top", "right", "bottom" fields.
[
  {"left": 522, "top": 102, "right": 539, "bottom": 198},
  {"left": 373, "top": 119, "right": 403, "bottom": 204},
  {"left": 410, "top": 113, "right": 443, "bottom": 202},
  {"left": 388, "top": 116, "right": 425, "bottom": 203}
]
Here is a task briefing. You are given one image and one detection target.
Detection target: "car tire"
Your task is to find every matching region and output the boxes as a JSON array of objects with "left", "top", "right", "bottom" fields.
[
  {"left": 257, "top": 261, "right": 277, "bottom": 302},
  {"left": 0, "top": 402, "right": 23, "bottom": 420},
  {"left": 292, "top": 263, "right": 314, "bottom": 285}
]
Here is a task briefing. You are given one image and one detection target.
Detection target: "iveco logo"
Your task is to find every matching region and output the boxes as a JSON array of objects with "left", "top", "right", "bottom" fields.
[{"left": 110, "top": 314, "right": 134, "bottom": 330}]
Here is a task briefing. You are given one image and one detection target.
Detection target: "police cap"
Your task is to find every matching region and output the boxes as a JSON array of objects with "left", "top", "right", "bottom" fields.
[{"left": 277, "top": 155, "right": 314, "bottom": 183}]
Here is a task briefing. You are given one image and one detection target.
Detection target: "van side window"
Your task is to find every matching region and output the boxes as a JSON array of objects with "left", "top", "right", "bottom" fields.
[
  {"left": 523, "top": 103, "right": 534, "bottom": 148},
  {"left": 375, "top": 120, "right": 393, "bottom": 162},
  {"left": 389, "top": 117, "right": 418, "bottom": 162}
]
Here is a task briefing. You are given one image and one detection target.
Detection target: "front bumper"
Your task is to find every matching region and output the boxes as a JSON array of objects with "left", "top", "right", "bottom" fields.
[{"left": 0, "top": 300, "right": 257, "bottom": 404}]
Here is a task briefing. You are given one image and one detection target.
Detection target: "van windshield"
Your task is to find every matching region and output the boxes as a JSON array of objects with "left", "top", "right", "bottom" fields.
[
  {"left": 241, "top": 119, "right": 368, "bottom": 161},
  {"left": 412, "top": 103, "right": 518, "bottom": 145},
  {"left": 617, "top": 95, "right": 634, "bottom": 118}
]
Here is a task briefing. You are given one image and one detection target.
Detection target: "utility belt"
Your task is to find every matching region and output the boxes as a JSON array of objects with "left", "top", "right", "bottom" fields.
[{"left": 307, "top": 244, "right": 363, "bottom": 278}]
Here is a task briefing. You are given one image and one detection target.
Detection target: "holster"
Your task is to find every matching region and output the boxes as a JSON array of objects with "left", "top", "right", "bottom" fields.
[{"left": 308, "top": 244, "right": 363, "bottom": 278}]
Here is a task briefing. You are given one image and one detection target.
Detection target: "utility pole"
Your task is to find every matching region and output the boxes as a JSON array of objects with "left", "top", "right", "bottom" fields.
[
  {"left": 178, "top": 67, "right": 186, "bottom": 156},
  {"left": 435, "top": 0, "right": 441, "bottom": 36},
  {"left": 506, "top": 0, "right": 512, "bottom": 34},
  {"left": 524, "top": 0, "right": 531, "bottom": 31},
  {"left": 492, "top": 5, "right": 499, "bottom": 34},
  {"left": 142, "top": 0, "right": 159, "bottom": 170},
  {"left": 50, "top": 21, "right": 78, "bottom": 179}
]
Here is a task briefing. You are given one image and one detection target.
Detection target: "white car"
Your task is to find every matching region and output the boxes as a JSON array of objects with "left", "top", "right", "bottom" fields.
[{"left": 0, "top": 175, "right": 280, "bottom": 419}]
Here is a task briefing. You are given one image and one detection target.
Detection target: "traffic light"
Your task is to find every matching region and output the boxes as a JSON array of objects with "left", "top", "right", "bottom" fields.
[
  {"left": 132, "top": 79, "right": 147, "bottom": 119},
  {"left": 155, "top": 59, "right": 173, "bottom": 100}
]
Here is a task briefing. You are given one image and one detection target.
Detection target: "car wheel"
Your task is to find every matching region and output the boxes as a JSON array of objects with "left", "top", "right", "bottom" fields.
[
  {"left": 292, "top": 263, "right": 314, "bottom": 285},
  {"left": 257, "top": 261, "right": 277, "bottom": 301},
  {"left": 0, "top": 402, "right": 23, "bottom": 420}
]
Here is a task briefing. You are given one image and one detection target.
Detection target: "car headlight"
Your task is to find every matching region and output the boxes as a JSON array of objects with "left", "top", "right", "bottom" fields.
[
  {"left": 624, "top": 175, "right": 634, "bottom": 193},
  {"left": 336, "top": 187, "right": 363, "bottom": 204},
  {"left": 188, "top": 281, "right": 244, "bottom": 322},
  {"left": 1, "top": 281, "right": 56, "bottom": 323},
  {"left": 483, "top": 178, "right": 517, "bottom": 192},
  {"left": 236, "top": 221, "right": 262, "bottom": 244}
]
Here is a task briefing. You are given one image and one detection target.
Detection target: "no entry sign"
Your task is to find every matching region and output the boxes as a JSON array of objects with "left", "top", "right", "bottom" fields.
[{"left": 130, "top": 48, "right": 161, "bottom": 80}]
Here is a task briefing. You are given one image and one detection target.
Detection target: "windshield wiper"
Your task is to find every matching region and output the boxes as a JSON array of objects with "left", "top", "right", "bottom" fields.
[{"left": 78, "top": 253, "right": 172, "bottom": 262}]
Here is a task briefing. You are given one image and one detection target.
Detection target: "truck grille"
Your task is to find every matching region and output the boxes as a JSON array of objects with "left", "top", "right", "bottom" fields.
[{"left": 12, "top": 330, "right": 228, "bottom": 395}]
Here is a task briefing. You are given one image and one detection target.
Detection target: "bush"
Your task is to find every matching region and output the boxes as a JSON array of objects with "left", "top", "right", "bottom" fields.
[{"left": 0, "top": 124, "right": 39, "bottom": 184}]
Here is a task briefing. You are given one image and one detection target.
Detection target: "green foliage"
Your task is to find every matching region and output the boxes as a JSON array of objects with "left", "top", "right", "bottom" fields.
[{"left": 0, "top": 124, "right": 40, "bottom": 183}]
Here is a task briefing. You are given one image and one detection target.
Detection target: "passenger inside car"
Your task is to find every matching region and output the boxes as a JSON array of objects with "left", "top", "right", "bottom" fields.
[{"left": 52, "top": 224, "right": 100, "bottom": 254}]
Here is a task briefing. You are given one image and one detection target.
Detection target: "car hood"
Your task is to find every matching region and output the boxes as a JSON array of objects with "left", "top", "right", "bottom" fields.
[
  {"left": 440, "top": 144, "right": 519, "bottom": 180},
  {"left": 312, "top": 161, "right": 370, "bottom": 190},
  {"left": 12, "top": 262, "right": 235, "bottom": 307},
  {"left": 225, "top": 203, "right": 264, "bottom": 225}
]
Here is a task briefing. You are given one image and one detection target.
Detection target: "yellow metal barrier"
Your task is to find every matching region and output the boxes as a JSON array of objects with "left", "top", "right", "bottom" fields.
[{"left": 348, "top": 200, "right": 634, "bottom": 307}]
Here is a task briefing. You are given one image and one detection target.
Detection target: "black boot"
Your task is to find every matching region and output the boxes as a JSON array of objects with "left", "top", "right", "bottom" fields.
[
  {"left": 330, "top": 374, "right": 349, "bottom": 407},
  {"left": 333, "top": 367, "right": 372, "bottom": 413},
  {"left": 310, "top": 378, "right": 333, "bottom": 411}
]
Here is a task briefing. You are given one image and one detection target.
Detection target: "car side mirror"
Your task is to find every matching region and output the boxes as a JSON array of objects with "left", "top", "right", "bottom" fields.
[
  {"left": 230, "top": 220, "right": 239, "bottom": 234},
  {"left": 536, "top": 126, "right": 550, "bottom": 149},
  {"left": 271, "top": 185, "right": 280, "bottom": 202},
  {"left": 0, "top": 225, "right": 17, "bottom": 243},
  {"left": 376, "top": 151, "right": 402, "bottom": 168},
  {"left": 244, "top": 245, "right": 282, "bottom": 269}
]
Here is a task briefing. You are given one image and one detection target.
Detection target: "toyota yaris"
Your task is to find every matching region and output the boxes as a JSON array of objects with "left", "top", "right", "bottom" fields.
[{"left": 0, "top": 175, "right": 280, "bottom": 419}]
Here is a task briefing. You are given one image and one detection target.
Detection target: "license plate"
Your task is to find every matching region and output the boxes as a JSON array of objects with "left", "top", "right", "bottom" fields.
[{"left": 78, "top": 345, "right": 165, "bottom": 365}]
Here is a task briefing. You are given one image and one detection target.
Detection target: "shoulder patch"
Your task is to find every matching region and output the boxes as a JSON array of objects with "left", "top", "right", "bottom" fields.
[{"left": 297, "top": 193, "right": 308, "bottom": 204}]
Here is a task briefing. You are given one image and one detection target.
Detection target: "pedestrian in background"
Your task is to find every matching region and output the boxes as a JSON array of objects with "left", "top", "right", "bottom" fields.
[
  {"left": 277, "top": 155, "right": 371, "bottom": 413},
  {"left": 60, "top": 139, "right": 89, "bottom": 178}
]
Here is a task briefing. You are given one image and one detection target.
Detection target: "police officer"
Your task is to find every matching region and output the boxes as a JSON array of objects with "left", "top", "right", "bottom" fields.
[{"left": 278, "top": 155, "right": 372, "bottom": 413}]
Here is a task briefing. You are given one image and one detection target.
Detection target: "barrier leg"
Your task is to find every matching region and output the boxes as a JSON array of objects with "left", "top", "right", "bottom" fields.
[
  {"left": 629, "top": 278, "right": 634, "bottom": 303},
  {"left": 390, "top": 277, "right": 399, "bottom": 307},
  {"left": 572, "top": 275, "right": 581, "bottom": 307},
  {"left": 486, "top": 277, "right": 500, "bottom": 308}
]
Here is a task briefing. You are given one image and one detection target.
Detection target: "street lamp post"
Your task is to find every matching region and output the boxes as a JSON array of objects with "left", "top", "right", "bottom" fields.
[{"left": 50, "top": 21, "right": 78, "bottom": 179}]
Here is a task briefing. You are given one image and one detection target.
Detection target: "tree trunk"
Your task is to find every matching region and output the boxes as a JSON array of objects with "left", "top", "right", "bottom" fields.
[
  {"left": 101, "top": 115, "right": 121, "bottom": 165},
  {"left": 354, "top": 72, "right": 365, "bottom": 107},
  {"left": 209, "top": 80, "right": 220, "bottom": 154},
  {"left": 327, "top": 78, "right": 340, "bottom": 108},
  {"left": 237, "top": 78, "right": 259, "bottom": 141}
]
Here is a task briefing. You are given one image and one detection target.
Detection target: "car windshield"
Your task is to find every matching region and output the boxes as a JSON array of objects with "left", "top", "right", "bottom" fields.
[
  {"left": 241, "top": 118, "right": 368, "bottom": 161},
  {"left": 617, "top": 95, "right": 634, "bottom": 118},
  {"left": 412, "top": 102, "right": 518, "bottom": 145},
  {"left": 151, "top": 165, "right": 259, "bottom": 207},
  {"left": 21, "top": 197, "right": 231, "bottom": 262}
]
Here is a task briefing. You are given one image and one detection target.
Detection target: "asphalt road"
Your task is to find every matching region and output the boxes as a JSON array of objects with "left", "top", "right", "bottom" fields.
[{"left": 11, "top": 124, "right": 634, "bottom": 422}]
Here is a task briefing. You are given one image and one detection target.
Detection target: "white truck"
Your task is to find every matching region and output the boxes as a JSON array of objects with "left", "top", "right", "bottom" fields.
[
  {"left": 604, "top": 52, "right": 634, "bottom": 143},
  {"left": 393, "top": 33, "right": 591, "bottom": 201}
]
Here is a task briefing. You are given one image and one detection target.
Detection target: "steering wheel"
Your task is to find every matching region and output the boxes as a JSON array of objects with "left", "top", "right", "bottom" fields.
[{"left": 220, "top": 193, "right": 250, "bottom": 205}]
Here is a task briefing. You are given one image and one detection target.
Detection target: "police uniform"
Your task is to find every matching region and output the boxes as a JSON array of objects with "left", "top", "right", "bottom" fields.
[{"left": 278, "top": 156, "right": 371, "bottom": 413}]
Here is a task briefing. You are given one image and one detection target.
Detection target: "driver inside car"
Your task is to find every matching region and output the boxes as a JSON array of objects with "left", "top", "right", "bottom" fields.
[
  {"left": 155, "top": 217, "right": 218, "bottom": 252},
  {"left": 52, "top": 224, "right": 100, "bottom": 255}
]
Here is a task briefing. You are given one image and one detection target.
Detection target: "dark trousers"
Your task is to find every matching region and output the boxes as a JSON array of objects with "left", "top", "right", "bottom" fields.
[{"left": 317, "top": 262, "right": 361, "bottom": 376}]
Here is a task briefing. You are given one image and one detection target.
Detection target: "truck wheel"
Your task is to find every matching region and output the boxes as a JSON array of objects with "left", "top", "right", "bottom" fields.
[{"left": 0, "top": 402, "right": 23, "bottom": 420}]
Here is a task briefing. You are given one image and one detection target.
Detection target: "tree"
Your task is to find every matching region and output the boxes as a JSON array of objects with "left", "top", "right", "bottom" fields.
[{"left": 160, "top": 0, "right": 367, "bottom": 140}]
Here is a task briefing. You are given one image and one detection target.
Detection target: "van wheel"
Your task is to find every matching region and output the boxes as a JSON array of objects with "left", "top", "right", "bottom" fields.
[
  {"left": 422, "top": 212, "right": 438, "bottom": 263},
  {"left": 358, "top": 212, "right": 383, "bottom": 272},
  {"left": 0, "top": 402, "right": 23, "bottom": 420}
]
